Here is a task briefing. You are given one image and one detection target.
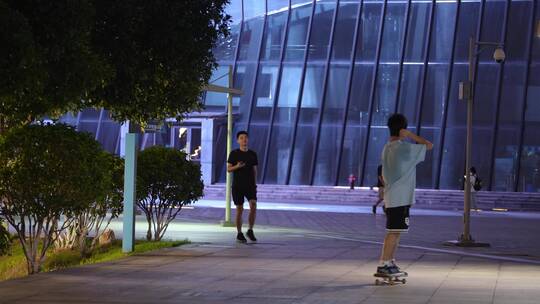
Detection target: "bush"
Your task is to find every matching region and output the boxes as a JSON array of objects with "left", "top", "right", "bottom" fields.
[
  {"left": 55, "top": 153, "right": 124, "bottom": 256},
  {"left": 0, "top": 218, "right": 11, "bottom": 255},
  {"left": 0, "top": 124, "right": 110, "bottom": 273},
  {"left": 137, "top": 147, "right": 203, "bottom": 241}
]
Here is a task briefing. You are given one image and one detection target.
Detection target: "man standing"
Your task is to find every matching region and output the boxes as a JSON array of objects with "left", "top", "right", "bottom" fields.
[
  {"left": 377, "top": 114, "right": 433, "bottom": 276},
  {"left": 227, "top": 131, "right": 258, "bottom": 243}
]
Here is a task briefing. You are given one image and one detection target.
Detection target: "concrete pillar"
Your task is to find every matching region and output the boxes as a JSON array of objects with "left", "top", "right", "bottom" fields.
[{"left": 201, "top": 118, "right": 215, "bottom": 185}]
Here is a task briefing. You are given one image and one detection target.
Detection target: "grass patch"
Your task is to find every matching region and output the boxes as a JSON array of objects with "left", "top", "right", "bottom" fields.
[{"left": 0, "top": 239, "right": 189, "bottom": 281}]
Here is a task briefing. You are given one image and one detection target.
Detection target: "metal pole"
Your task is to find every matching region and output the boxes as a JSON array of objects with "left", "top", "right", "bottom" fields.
[
  {"left": 223, "top": 65, "right": 234, "bottom": 226},
  {"left": 122, "top": 124, "right": 138, "bottom": 253},
  {"left": 462, "top": 36, "right": 474, "bottom": 243}
]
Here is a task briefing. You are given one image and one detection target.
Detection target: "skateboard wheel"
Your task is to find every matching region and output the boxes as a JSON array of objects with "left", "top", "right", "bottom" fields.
[
  {"left": 375, "top": 279, "right": 380, "bottom": 285},
  {"left": 402, "top": 279, "right": 406, "bottom": 284}
]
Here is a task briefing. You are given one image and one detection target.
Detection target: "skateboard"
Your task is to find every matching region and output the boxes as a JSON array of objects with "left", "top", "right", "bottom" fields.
[{"left": 373, "top": 273, "right": 407, "bottom": 285}]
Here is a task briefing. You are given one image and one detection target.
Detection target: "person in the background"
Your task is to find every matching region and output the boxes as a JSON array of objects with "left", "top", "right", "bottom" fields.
[
  {"left": 227, "top": 131, "right": 258, "bottom": 243},
  {"left": 467, "top": 167, "right": 480, "bottom": 211},
  {"left": 372, "top": 165, "right": 385, "bottom": 214}
]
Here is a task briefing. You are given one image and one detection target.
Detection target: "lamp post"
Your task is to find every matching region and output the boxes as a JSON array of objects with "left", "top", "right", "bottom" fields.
[
  {"left": 446, "top": 36, "right": 505, "bottom": 248},
  {"left": 202, "top": 66, "right": 242, "bottom": 227}
]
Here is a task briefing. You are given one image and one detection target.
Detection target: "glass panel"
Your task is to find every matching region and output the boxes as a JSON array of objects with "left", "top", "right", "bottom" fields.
[
  {"left": 284, "top": 1, "right": 313, "bottom": 61},
  {"left": 289, "top": 64, "right": 325, "bottom": 184},
  {"left": 492, "top": 0, "right": 531, "bottom": 193},
  {"left": 97, "top": 122, "right": 120, "bottom": 153},
  {"left": 330, "top": 1, "right": 360, "bottom": 61},
  {"left": 440, "top": 65, "right": 467, "bottom": 189},
  {"left": 237, "top": 15, "right": 265, "bottom": 61},
  {"left": 260, "top": 9, "right": 288, "bottom": 61},
  {"left": 243, "top": 0, "right": 265, "bottom": 19},
  {"left": 421, "top": 65, "right": 448, "bottom": 128},
  {"left": 518, "top": 26, "right": 540, "bottom": 192},
  {"left": 379, "top": 2, "right": 407, "bottom": 63},
  {"left": 371, "top": 64, "right": 399, "bottom": 125},
  {"left": 429, "top": 2, "right": 457, "bottom": 62},
  {"left": 265, "top": 65, "right": 303, "bottom": 184},
  {"left": 308, "top": 0, "right": 337, "bottom": 61},
  {"left": 251, "top": 64, "right": 279, "bottom": 122},
  {"left": 313, "top": 64, "right": 350, "bottom": 185},
  {"left": 268, "top": 0, "right": 289, "bottom": 12},
  {"left": 453, "top": 1, "right": 480, "bottom": 62},
  {"left": 205, "top": 66, "right": 230, "bottom": 107},
  {"left": 338, "top": 64, "right": 373, "bottom": 184},
  {"left": 356, "top": 2, "right": 383, "bottom": 62},
  {"left": 397, "top": 64, "right": 423, "bottom": 125},
  {"left": 403, "top": 2, "right": 431, "bottom": 63}
]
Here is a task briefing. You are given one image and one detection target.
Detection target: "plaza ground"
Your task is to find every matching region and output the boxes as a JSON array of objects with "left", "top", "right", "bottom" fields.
[{"left": 1, "top": 200, "right": 539, "bottom": 304}]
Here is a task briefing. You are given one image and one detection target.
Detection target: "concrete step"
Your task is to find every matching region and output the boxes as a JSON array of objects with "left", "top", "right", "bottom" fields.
[{"left": 203, "top": 184, "right": 540, "bottom": 212}]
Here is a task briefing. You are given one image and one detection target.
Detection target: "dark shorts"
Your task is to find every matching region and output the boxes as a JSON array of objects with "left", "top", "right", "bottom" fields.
[
  {"left": 232, "top": 187, "right": 257, "bottom": 205},
  {"left": 385, "top": 205, "right": 410, "bottom": 232}
]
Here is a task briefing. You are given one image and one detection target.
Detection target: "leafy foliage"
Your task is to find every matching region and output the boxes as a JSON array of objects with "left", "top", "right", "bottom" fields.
[
  {"left": 137, "top": 147, "right": 204, "bottom": 241},
  {"left": 0, "top": 218, "right": 10, "bottom": 255},
  {"left": 0, "top": 124, "right": 110, "bottom": 273},
  {"left": 90, "top": 0, "right": 230, "bottom": 125},
  {"left": 0, "top": 0, "right": 111, "bottom": 130},
  {"left": 54, "top": 153, "right": 124, "bottom": 256}
]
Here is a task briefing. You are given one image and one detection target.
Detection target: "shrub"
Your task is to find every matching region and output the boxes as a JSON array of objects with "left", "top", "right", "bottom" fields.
[
  {"left": 0, "top": 124, "right": 110, "bottom": 273},
  {"left": 55, "top": 153, "right": 124, "bottom": 256},
  {"left": 0, "top": 218, "right": 11, "bottom": 255},
  {"left": 137, "top": 147, "right": 203, "bottom": 241}
]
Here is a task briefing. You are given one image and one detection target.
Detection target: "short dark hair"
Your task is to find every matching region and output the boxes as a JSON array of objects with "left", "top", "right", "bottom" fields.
[
  {"left": 470, "top": 167, "right": 477, "bottom": 174},
  {"left": 236, "top": 131, "right": 248, "bottom": 139},
  {"left": 387, "top": 113, "right": 408, "bottom": 137}
]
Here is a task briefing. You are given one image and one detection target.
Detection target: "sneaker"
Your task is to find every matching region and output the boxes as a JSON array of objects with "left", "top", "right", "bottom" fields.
[
  {"left": 372, "top": 205, "right": 377, "bottom": 214},
  {"left": 375, "top": 265, "right": 400, "bottom": 276},
  {"left": 246, "top": 229, "right": 257, "bottom": 242},
  {"left": 236, "top": 232, "right": 247, "bottom": 243},
  {"left": 389, "top": 261, "right": 408, "bottom": 276}
]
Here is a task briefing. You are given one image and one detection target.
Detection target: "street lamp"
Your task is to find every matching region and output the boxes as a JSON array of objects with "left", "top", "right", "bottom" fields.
[
  {"left": 446, "top": 37, "right": 505, "bottom": 248},
  {"left": 203, "top": 66, "right": 242, "bottom": 227}
]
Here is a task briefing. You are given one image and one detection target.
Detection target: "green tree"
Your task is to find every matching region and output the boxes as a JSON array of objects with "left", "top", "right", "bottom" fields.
[
  {"left": 137, "top": 147, "right": 204, "bottom": 241},
  {"left": 0, "top": 124, "right": 110, "bottom": 273},
  {"left": 0, "top": 0, "right": 111, "bottom": 131},
  {"left": 91, "top": 0, "right": 230, "bottom": 125},
  {"left": 55, "top": 153, "right": 124, "bottom": 256}
]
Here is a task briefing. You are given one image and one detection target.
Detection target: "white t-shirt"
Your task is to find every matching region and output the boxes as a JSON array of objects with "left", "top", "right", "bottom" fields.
[{"left": 381, "top": 140, "right": 426, "bottom": 208}]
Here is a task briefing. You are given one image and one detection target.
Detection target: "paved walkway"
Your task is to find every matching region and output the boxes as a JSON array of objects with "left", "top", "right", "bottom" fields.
[{"left": 1, "top": 202, "right": 540, "bottom": 303}]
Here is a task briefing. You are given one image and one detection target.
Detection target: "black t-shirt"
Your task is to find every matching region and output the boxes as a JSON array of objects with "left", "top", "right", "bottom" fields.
[{"left": 227, "top": 149, "right": 258, "bottom": 188}]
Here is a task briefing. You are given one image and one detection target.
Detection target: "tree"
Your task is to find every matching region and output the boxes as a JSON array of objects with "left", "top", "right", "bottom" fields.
[
  {"left": 137, "top": 147, "right": 203, "bottom": 241},
  {"left": 55, "top": 153, "right": 124, "bottom": 256},
  {"left": 90, "top": 0, "right": 230, "bottom": 125},
  {"left": 0, "top": 124, "right": 110, "bottom": 273},
  {"left": 0, "top": 0, "right": 111, "bottom": 131}
]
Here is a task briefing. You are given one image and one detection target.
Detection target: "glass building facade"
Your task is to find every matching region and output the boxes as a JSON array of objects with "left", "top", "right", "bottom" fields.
[{"left": 63, "top": 0, "right": 540, "bottom": 193}]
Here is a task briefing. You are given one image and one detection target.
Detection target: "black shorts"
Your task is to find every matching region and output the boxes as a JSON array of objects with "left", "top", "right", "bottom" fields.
[
  {"left": 232, "top": 187, "right": 257, "bottom": 205},
  {"left": 385, "top": 205, "right": 410, "bottom": 232}
]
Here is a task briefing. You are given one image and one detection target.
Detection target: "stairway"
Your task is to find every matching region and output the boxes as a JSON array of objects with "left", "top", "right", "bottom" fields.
[{"left": 203, "top": 184, "right": 540, "bottom": 212}]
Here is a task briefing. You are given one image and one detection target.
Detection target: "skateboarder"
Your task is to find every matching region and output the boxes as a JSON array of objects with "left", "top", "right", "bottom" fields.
[
  {"left": 372, "top": 165, "right": 385, "bottom": 214},
  {"left": 376, "top": 114, "right": 433, "bottom": 276},
  {"left": 227, "top": 131, "right": 258, "bottom": 243}
]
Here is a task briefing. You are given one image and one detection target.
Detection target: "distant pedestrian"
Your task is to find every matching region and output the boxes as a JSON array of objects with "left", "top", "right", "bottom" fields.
[
  {"left": 377, "top": 114, "right": 433, "bottom": 277},
  {"left": 227, "top": 131, "right": 258, "bottom": 243},
  {"left": 372, "top": 165, "right": 385, "bottom": 214},
  {"left": 466, "top": 167, "right": 481, "bottom": 211}
]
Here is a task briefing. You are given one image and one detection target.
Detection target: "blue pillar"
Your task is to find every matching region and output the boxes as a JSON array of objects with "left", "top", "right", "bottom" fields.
[{"left": 122, "top": 132, "right": 138, "bottom": 253}]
